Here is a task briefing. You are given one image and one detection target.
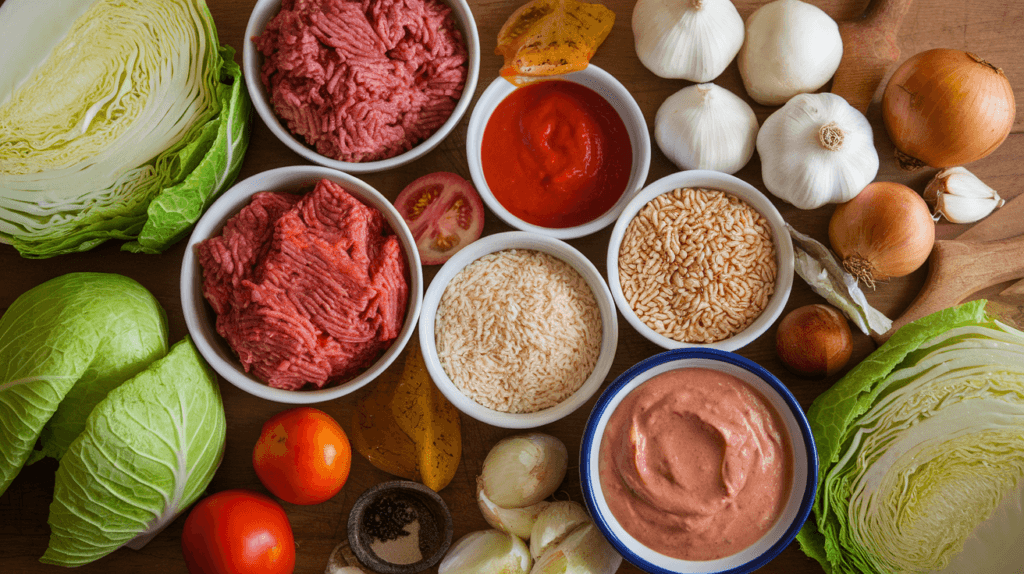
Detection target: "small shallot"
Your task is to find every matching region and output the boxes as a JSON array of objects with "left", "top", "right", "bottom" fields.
[{"left": 776, "top": 304, "right": 853, "bottom": 379}]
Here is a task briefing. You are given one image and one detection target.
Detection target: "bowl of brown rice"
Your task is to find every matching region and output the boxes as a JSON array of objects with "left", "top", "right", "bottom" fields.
[
  {"left": 606, "top": 170, "right": 794, "bottom": 352},
  {"left": 418, "top": 232, "right": 618, "bottom": 428}
]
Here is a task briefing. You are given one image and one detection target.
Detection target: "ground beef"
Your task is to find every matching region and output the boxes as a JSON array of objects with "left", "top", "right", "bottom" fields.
[
  {"left": 254, "top": 0, "right": 468, "bottom": 162},
  {"left": 197, "top": 179, "right": 409, "bottom": 390}
]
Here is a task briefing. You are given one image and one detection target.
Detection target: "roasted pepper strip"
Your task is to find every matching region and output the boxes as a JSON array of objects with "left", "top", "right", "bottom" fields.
[{"left": 496, "top": 0, "right": 616, "bottom": 80}]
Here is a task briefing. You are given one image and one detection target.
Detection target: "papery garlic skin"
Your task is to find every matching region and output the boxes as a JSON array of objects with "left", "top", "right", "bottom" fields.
[
  {"left": 757, "top": 93, "right": 879, "bottom": 210},
  {"left": 529, "top": 522, "right": 622, "bottom": 574},
  {"left": 737, "top": 0, "right": 843, "bottom": 106},
  {"left": 529, "top": 501, "right": 591, "bottom": 559},
  {"left": 633, "top": 0, "right": 744, "bottom": 82},
  {"left": 654, "top": 83, "right": 758, "bottom": 174},
  {"left": 924, "top": 166, "right": 1005, "bottom": 223},
  {"left": 439, "top": 530, "right": 532, "bottom": 574},
  {"left": 478, "top": 487, "right": 551, "bottom": 540}
]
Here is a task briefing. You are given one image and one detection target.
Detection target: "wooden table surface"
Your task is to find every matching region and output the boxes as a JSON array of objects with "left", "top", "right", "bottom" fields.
[{"left": 2, "top": 0, "right": 1023, "bottom": 573}]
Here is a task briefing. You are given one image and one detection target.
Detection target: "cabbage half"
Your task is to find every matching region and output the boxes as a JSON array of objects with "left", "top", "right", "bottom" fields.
[
  {"left": 796, "top": 301, "right": 1024, "bottom": 573},
  {"left": 0, "top": 0, "right": 251, "bottom": 258}
]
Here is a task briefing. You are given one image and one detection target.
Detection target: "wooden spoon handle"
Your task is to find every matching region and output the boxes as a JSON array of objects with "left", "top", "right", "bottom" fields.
[
  {"left": 874, "top": 234, "right": 1024, "bottom": 343},
  {"left": 832, "top": 0, "right": 915, "bottom": 112}
]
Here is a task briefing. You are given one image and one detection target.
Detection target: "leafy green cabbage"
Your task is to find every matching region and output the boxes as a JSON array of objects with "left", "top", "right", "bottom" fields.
[
  {"left": 797, "top": 301, "right": 1024, "bottom": 573},
  {"left": 41, "top": 336, "right": 226, "bottom": 566},
  {"left": 0, "top": 0, "right": 251, "bottom": 258},
  {"left": 0, "top": 273, "right": 226, "bottom": 566},
  {"left": 0, "top": 273, "right": 168, "bottom": 495}
]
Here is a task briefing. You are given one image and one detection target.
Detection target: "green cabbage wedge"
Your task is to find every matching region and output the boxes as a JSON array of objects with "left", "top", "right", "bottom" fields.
[
  {"left": 797, "top": 301, "right": 1024, "bottom": 573},
  {"left": 0, "top": 0, "right": 251, "bottom": 258},
  {"left": 0, "top": 273, "right": 168, "bottom": 496}
]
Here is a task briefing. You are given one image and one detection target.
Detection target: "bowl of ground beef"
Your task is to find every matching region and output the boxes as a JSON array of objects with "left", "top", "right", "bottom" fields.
[
  {"left": 418, "top": 231, "right": 619, "bottom": 428},
  {"left": 181, "top": 165, "right": 423, "bottom": 403},
  {"left": 244, "top": 0, "right": 479, "bottom": 173}
]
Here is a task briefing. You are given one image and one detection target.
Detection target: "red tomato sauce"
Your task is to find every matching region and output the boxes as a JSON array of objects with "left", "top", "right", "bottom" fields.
[{"left": 481, "top": 80, "right": 632, "bottom": 228}]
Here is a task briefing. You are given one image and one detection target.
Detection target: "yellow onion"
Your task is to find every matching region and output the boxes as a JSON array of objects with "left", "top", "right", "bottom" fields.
[
  {"left": 829, "top": 182, "right": 935, "bottom": 288},
  {"left": 882, "top": 49, "right": 1015, "bottom": 169}
]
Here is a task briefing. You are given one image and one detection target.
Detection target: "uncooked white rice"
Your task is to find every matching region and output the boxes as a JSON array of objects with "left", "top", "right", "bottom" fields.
[
  {"left": 434, "top": 249, "right": 602, "bottom": 413},
  {"left": 618, "top": 187, "right": 777, "bottom": 344}
]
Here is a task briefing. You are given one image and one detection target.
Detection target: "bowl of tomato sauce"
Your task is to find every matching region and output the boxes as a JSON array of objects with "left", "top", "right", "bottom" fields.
[{"left": 466, "top": 65, "right": 651, "bottom": 239}]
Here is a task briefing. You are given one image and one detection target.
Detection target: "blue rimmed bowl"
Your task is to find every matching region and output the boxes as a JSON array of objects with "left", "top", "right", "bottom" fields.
[{"left": 580, "top": 348, "right": 816, "bottom": 574}]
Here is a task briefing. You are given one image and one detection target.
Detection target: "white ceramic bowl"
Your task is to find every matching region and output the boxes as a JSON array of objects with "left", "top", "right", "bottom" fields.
[
  {"left": 580, "top": 348, "right": 817, "bottom": 574},
  {"left": 418, "top": 232, "right": 618, "bottom": 428},
  {"left": 181, "top": 165, "right": 423, "bottom": 404},
  {"left": 465, "top": 65, "right": 651, "bottom": 239},
  {"left": 243, "top": 0, "right": 480, "bottom": 174},
  {"left": 606, "top": 170, "right": 794, "bottom": 351}
]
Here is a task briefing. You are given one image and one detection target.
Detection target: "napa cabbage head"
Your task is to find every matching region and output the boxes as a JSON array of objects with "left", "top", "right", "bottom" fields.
[
  {"left": 796, "top": 301, "right": 1024, "bottom": 574},
  {"left": 0, "top": 0, "right": 251, "bottom": 258}
]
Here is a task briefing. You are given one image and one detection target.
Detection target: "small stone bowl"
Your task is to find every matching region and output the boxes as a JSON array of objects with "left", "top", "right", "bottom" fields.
[{"left": 347, "top": 481, "right": 454, "bottom": 574}]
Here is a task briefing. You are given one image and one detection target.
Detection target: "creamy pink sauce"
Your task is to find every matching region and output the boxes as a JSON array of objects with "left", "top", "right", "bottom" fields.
[{"left": 599, "top": 367, "right": 793, "bottom": 560}]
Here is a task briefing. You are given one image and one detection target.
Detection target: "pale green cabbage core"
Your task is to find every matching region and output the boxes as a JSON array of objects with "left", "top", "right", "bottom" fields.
[
  {"left": 797, "top": 302, "right": 1024, "bottom": 574},
  {"left": 0, "top": 0, "right": 250, "bottom": 257}
]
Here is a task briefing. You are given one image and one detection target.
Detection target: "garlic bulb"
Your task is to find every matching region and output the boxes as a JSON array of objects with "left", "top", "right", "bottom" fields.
[
  {"left": 477, "top": 433, "right": 568, "bottom": 508},
  {"left": 632, "top": 0, "right": 744, "bottom": 82},
  {"left": 654, "top": 83, "right": 758, "bottom": 174},
  {"left": 439, "top": 530, "right": 532, "bottom": 574},
  {"left": 737, "top": 0, "right": 843, "bottom": 105},
  {"left": 757, "top": 93, "right": 879, "bottom": 210},
  {"left": 924, "top": 166, "right": 1005, "bottom": 223}
]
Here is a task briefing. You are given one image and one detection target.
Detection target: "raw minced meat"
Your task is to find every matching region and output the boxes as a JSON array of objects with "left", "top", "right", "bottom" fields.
[
  {"left": 197, "top": 178, "right": 409, "bottom": 390},
  {"left": 254, "top": 0, "right": 468, "bottom": 162}
]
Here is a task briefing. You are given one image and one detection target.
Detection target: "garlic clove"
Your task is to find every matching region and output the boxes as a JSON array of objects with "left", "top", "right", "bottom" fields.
[
  {"left": 478, "top": 487, "right": 551, "bottom": 540},
  {"left": 529, "top": 522, "right": 622, "bottom": 574},
  {"left": 529, "top": 501, "right": 592, "bottom": 559},
  {"left": 924, "top": 166, "right": 1004, "bottom": 224},
  {"left": 439, "top": 530, "right": 532, "bottom": 574},
  {"left": 632, "top": 0, "right": 745, "bottom": 82},
  {"left": 478, "top": 433, "right": 568, "bottom": 509}
]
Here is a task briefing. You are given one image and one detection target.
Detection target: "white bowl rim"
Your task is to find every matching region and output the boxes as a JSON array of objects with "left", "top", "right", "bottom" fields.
[
  {"left": 606, "top": 170, "right": 794, "bottom": 352},
  {"left": 579, "top": 348, "right": 818, "bottom": 574},
  {"left": 465, "top": 64, "right": 652, "bottom": 239},
  {"left": 243, "top": 0, "right": 481, "bottom": 174},
  {"left": 418, "top": 231, "right": 619, "bottom": 428},
  {"left": 180, "top": 165, "right": 423, "bottom": 404}
]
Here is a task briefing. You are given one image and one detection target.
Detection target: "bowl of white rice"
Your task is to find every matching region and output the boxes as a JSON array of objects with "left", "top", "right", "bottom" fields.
[{"left": 419, "top": 232, "right": 618, "bottom": 428}]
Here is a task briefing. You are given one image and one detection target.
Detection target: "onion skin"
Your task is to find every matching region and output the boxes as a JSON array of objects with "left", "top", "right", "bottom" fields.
[
  {"left": 882, "top": 49, "right": 1015, "bottom": 169},
  {"left": 776, "top": 304, "right": 853, "bottom": 379},
  {"left": 829, "top": 181, "right": 935, "bottom": 287}
]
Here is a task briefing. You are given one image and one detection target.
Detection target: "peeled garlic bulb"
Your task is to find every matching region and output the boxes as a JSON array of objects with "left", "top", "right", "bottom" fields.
[
  {"left": 632, "top": 0, "right": 744, "bottom": 82},
  {"left": 478, "top": 487, "right": 550, "bottom": 540},
  {"left": 478, "top": 433, "right": 568, "bottom": 509},
  {"left": 439, "top": 530, "right": 532, "bottom": 574},
  {"left": 530, "top": 522, "right": 622, "bottom": 574},
  {"left": 654, "top": 83, "right": 758, "bottom": 174},
  {"left": 924, "top": 166, "right": 1005, "bottom": 223},
  {"left": 738, "top": 0, "right": 843, "bottom": 105},
  {"left": 529, "top": 501, "right": 591, "bottom": 559},
  {"left": 757, "top": 93, "right": 879, "bottom": 210}
]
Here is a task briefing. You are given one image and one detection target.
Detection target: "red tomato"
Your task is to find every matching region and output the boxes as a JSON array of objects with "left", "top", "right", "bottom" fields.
[
  {"left": 394, "top": 172, "right": 485, "bottom": 265},
  {"left": 252, "top": 407, "right": 352, "bottom": 505},
  {"left": 181, "top": 489, "right": 295, "bottom": 574}
]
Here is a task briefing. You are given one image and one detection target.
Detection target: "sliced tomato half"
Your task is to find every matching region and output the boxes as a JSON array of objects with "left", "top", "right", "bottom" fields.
[{"left": 395, "top": 172, "right": 485, "bottom": 265}]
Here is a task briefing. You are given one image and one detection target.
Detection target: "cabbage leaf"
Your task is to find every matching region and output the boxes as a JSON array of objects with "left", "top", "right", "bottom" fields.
[
  {"left": 796, "top": 301, "right": 1024, "bottom": 573},
  {"left": 0, "top": 273, "right": 168, "bottom": 496},
  {"left": 41, "top": 336, "right": 226, "bottom": 566},
  {"left": 0, "top": 0, "right": 251, "bottom": 258}
]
